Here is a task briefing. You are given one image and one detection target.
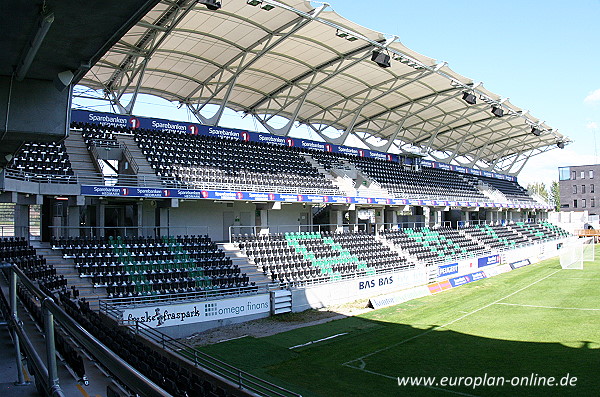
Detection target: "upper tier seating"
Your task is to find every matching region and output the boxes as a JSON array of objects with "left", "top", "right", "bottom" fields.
[
  {"left": 52, "top": 234, "right": 252, "bottom": 298},
  {"left": 463, "top": 174, "right": 534, "bottom": 202},
  {"left": 352, "top": 157, "right": 487, "bottom": 201},
  {"left": 134, "top": 129, "right": 339, "bottom": 194},
  {"left": 234, "top": 231, "right": 413, "bottom": 284},
  {"left": 72, "top": 122, "right": 122, "bottom": 148},
  {"left": 6, "top": 141, "right": 75, "bottom": 183}
]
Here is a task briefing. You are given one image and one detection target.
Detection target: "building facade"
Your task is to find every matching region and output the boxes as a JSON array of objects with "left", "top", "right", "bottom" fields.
[{"left": 558, "top": 164, "right": 600, "bottom": 215}]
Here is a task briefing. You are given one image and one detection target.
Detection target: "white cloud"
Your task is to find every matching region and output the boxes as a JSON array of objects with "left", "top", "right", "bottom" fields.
[
  {"left": 584, "top": 88, "right": 600, "bottom": 104},
  {"left": 586, "top": 121, "right": 599, "bottom": 130}
]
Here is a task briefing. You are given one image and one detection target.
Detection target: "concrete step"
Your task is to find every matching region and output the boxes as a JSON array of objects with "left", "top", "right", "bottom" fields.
[
  {"left": 32, "top": 242, "right": 108, "bottom": 303},
  {"left": 217, "top": 243, "right": 272, "bottom": 286}
]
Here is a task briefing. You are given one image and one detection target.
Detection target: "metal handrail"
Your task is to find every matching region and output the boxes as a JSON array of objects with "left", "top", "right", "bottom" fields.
[
  {"left": 2, "top": 264, "right": 170, "bottom": 397},
  {"left": 99, "top": 284, "right": 272, "bottom": 309}
]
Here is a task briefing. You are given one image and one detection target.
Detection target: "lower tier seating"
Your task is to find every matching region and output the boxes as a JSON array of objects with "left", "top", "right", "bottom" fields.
[
  {"left": 234, "top": 231, "right": 413, "bottom": 284},
  {"left": 53, "top": 235, "right": 252, "bottom": 298}
]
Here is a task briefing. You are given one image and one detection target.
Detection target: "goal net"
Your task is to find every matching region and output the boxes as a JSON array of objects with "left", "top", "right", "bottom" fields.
[{"left": 559, "top": 237, "right": 595, "bottom": 270}]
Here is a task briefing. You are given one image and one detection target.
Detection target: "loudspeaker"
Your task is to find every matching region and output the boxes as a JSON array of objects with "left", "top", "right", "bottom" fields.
[{"left": 371, "top": 51, "right": 391, "bottom": 68}]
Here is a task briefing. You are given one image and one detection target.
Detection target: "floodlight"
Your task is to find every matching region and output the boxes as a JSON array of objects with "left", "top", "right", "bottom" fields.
[
  {"left": 531, "top": 127, "right": 542, "bottom": 136},
  {"left": 462, "top": 92, "right": 477, "bottom": 105},
  {"left": 247, "top": 0, "right": 261, "bottom": 5},
  {"left": 198, "top": 0, "right": 221, "bottom": 10},
  {"left": 491, "top": 106, "right": 504, "bottom": 117},
  {"left": 557, "top": 141, "right": 565, "bottom": 149},
  {"left": 371, "top": 51, "right": 391, "bottom": 68}
]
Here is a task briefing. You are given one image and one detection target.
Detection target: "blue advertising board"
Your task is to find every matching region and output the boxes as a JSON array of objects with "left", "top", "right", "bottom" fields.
[
  {"left": 477, "top": 254, "right": 501, "bottom": 268},
  {"left": 448, "top": 271, "right": 487, "bottom": 287},
  {"left": 78, "top": 185, "right": 543, "bottom": 210}
]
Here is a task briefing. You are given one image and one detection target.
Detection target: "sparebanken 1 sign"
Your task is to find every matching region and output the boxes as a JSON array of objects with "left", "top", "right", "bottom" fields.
[{"left": 121, "top": 294, "right": 270, "bottom": 328}]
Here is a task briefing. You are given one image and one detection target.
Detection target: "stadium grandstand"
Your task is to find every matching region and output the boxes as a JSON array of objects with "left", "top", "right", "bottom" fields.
[{"left": 0, "top": 1, "right": 577, "bottom": 396}]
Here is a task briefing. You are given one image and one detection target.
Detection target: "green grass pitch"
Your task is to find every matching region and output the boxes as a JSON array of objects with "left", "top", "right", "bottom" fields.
[{"left": 198, "top": 248, "right": 600, "bottom": 396}]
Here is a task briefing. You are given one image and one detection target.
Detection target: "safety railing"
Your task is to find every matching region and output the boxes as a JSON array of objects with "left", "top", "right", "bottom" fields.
[
  {"left": 48, "top": 225, "right": 211, "bottom": 240},
  {"left": 0, "top": 263, "right": 169, "bottom": 397},
  {"left": 124, "top": 319, "right": 301, "bottom": 397},
  {"left": 99, "top": 283, "right": 273, "bottom": 310}
]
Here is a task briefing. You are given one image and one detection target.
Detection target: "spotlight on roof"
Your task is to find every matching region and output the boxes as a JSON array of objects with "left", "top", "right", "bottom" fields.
[
  {"left": 336, "top": 29, "right": 358, "bottom": 42},
  {"left": 531, "top": 127, "right": 542, "bottom": 136},
  {"left": 261, "top": 3, "right": 275, "bottom": 10},
  {"left": 371, "top": 50, "right": 391, "bottom": 68},
  {"left": 462, "top": 92, "right": 477, "bottom": 105},
  {"left": 247, "top": 0, "right": 261, "bottom": 5},
  {"left": 198, "top": 0, "right": 221, "bottom": 10},
  {"left": 557, "top": 141, "right": 565, "bottom": 149},
  {"left": 491, "top": 106, "right": 504, "bottom": 117}
]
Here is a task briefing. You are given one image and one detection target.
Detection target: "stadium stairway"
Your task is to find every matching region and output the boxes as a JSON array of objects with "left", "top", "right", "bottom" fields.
[
  {"left": 218, "top": 242, "right": 274, "bottom": 287},
  {"left": 30, "top": 241, "right": 106, "bottom": 310},
  {"left": 301, "top": 153, "right": 347, "bottom": 192},
  {"left": 64, "top": 129, "right": 102, "bottom": 184},
  {"left": 114, "top": 134, "right": 163, "bottom": 187}
]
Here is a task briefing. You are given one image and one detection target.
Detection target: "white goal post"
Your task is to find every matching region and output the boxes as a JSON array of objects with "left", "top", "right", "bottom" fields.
[{"left": 559, "top": 237, "right": 595, "bottom": 270}]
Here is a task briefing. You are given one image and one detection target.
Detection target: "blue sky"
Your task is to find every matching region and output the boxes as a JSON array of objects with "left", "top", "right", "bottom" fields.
[
  {"left": 75, "top": 0, "right": 600, "bottom": 188},
  {"left": 331, "top": 0, "right": 600, "bottom": 187}
]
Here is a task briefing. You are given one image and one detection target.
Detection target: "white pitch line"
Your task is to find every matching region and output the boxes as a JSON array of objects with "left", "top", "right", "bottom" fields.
[
  {"left": 289, "top": 332, "right": 348, "bottom": 349},
  {"left": 356, "top": 367, "right": 480, "bottom": 397},
  {"left": 343, "top": 268, "right": 562, "bottom": 367},
  {"left": 217, "top": 335, "right": 248, "bottom": 343},
  {"left": 495, "top": 302, "right": 600, "bottom": 311}
]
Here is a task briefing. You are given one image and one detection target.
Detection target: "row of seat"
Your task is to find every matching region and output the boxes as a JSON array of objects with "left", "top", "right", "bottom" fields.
[
  {"left": 237, "top": 231, "right": 413, "bottom": 284},
  {"left": 54, "top": 234, "right": 253, "bottom": 296},
  {"left": 6, "top": 120, "right": 537, "bottom": 207}
]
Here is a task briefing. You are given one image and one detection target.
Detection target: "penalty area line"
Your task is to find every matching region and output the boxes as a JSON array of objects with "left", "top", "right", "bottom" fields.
[
  {"left": 351, "top": 367, "right": 480, "bottom": 397},
  {"left": 289, "top": 332, "right": 348, "bottom": 349},
  {"left": 342, "top": 268, "right": 562, "bottom": 367}
]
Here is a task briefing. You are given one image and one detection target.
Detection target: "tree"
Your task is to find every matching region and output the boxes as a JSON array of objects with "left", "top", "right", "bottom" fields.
[
  {"left": 527, "top": 182, "right": 549, "bottom": 202},
  {"left": 549, "top": 180, "right": 560, "bottom": 211}
]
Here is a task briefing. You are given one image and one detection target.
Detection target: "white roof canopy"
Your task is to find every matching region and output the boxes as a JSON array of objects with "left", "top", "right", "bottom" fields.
[{"left": 80, "top": 0, "right": 570, "bottom": 175}]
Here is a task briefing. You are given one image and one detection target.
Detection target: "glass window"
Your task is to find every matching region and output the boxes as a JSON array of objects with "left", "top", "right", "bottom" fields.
[
  {"left": 573, "top": 199, "right": 578, "bottom": 208},
  {"left": 582, "top": 185, "right": 586, "bottom": 194},
  {"left": 572, "top": 171, "right": 577, "bottom": 180},
  {"left": 582, "top": 199, "right": 587, "bottom": 208},
  {"left": 590, "top": 170, "right": 594, "bottom": 179},
  {"left": 559, "top": 167, "right": 571, "bottom": 181},
  {"left": 592, "top": 198, "right": 596, "bottom": 208},
  {"left": 581, "top": 171, "right": 586, "bottom": 179},
  {"left": 573, "top": 185, "right": 577, "bottom": 194},
  {"left": 592, "top": 184, "right": 595, "bottom": 193}
]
